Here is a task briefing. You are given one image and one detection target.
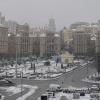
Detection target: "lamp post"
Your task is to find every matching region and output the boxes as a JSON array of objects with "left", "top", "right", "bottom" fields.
[
  {"left": 15, "top": 34, "right": 18, "bottom": 79},
  {"left": 95, "top": 32, "right": 100, "bottom": 81}
]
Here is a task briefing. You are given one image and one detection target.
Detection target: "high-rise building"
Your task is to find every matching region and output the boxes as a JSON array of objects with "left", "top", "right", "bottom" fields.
[
  {"left": 0, "top": 12, "right": 6, "bottom": 26},
  {"left": 48, "top": 18, "right": 56, "bottom": 32},
  {"left": 8, "top": 33, "right": 16, "bottom": 57},
  {"left": 73, "top": 29, "right": 91, "bottom": 56},
  {"left": 70, "top": 22, "right": 90, "bottom": 30},
  {"left": 62, "top": 27, "right": 73, "bottom": 50},
  {"left": 16, "top": 23, "right": 30, "bottom": 56},
  {"left": 7, "top": 20, "right": 17, "bottom": 34},
  {"left": 29, "top": 33, "right": 40, "bottom": 57},
  {"left": 40, "top": 33, "right": 46, "bottom": 57},
  {"left": 0, "top": 24, "right": 8, "bottom": 58},
  {"left": 46, "top": 31, "right": 60, "bottom": 57}
]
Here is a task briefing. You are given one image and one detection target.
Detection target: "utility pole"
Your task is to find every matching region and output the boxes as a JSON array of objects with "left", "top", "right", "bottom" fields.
[{"left": 15, "top": 36, "right": 18, "bottom": 86}]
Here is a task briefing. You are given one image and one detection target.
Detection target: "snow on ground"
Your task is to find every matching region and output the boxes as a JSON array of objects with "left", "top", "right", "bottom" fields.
[
  {"left": 37, "top": 92, "right": 90, "bottom": 100},
  {"left": 5, "top": 85, "right": 24, "bottom": 96},
  {"left": 43, "top": 85, "right": 90, "bottom": 100},
  {"left": 82, "top": 73, "right": 100, "bottom": 84},
  {"left": 0, "top": 59, "right": 87, "bottom": 80},
  {"left": 0, "top": 84, "right": 38, "bottom": 100},
  {"left": 66, "top": 66, "right": 77, "bottom": 72},
  {"left": 34, "top": 66, "right": 78, "bottom": 80},
  {"left": 0, "top": 94, "right": 5, "bottom": 100},
  {"left": 82, "top": 78, "right": 100, "bottom": 83},
  {"left": 0, "top": 85, "right": 24, "bottom": 96},
  {"left": 16, "top": 85, "right": 38, "bottom": 100},
  {"left": 48, "top": 92, "right": 90, "bottom": 100}
]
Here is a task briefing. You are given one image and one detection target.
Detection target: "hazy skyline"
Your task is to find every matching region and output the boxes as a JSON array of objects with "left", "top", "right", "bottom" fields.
[{"left": 0, "top": 0, "right": 100, "bottom": 30}]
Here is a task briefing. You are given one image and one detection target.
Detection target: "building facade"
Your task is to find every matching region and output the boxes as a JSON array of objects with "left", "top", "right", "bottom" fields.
[
  {"left": 73, "top": 30, "right": 91, "bottom": 56},
  {"left": 16, "top": 23, "right": 30, "bottom": 57},
  {"left": 40, "top": 33, "right": 46, "bottom": 57},
  {"left": 7, "top": 20, "right": 17, "bottom": 34},
  {"left": 48, "top": 18, "right": 56, "bottom": 32},
  {"left": 46, "top": 31, "right": 60, "bottom": 57},
  {"left": 0, "top": 24, "right": 8, "bottom": 58},
  {"left": 8, "top": 33, "right": 16, "bottom": 57}
]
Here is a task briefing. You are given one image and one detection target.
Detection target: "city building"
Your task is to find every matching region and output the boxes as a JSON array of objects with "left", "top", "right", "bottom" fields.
[
  {"left": 29, "top": 33, "right": 40, "bottom": 57},
  {"left": 29, "top": 30, "right": 60, "bottom": 58},
  {"left": 0, "top": 12, "right": 61, "bottom": 58},
  {"left": 73, "top": 29, "right": 91, "bottom": 56},
  {"left": 70, "top": 22, "right": 90, "bottom": 30},
  {"left": 16, "top": 23, "right": 30, "bottom": 57},
  {"left": 46, "top": 31, "right": 60, "bottom": 57},
  {"left": 0, "top": 12, "right": 6, "bottom": 25},
  {"left": 40, "top": 33, "right": 46, "bottom": 57},
  {"left": 8, "top": 33, "right": 22, "bottom": 58},
  {"left": 8, "top": 33, "right": 16, "bottom": 58},
  {"left": 48, "top": 18, "right": 56, "bottom": 32},
  {"left": 7, "top": 20, "right": 17, "bottom": 34},
  {"left": 62, "top": 27, "right": 73, "bottom": 50},
  {"left": 0, "top": 24, "right": 8, "bottom": 58}
]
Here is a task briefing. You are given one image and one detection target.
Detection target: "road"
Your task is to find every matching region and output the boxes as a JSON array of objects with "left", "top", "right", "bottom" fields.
[{"left": 0, "top": 62, "right": 97, "bottom": 100}]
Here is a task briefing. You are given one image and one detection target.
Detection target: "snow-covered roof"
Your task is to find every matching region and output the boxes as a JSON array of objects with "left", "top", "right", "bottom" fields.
[
  {"left": 91, "top": 36, "right": 96, "bottom": 40},
  {"left": 91, "top": 34, "right": 96, "bottom": 40}
]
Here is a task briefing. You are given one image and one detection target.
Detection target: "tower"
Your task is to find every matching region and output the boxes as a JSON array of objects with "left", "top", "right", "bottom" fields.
[{"left": 48, "top": 18, "right": 56, "bottom": 32}]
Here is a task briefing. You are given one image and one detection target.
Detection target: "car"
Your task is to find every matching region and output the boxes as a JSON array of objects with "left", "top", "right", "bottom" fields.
[
  {"left": 46, "top": 91, "right": 55, "bottom": 98},
  {"left": 28, "top": 74, "right": 37, "bottom": 79},
  {"left": 90, "top": 93, "right": 100, "bottom": 100},
  {"left": 28, "top": 76, "right": 36, "bottom": 79}
]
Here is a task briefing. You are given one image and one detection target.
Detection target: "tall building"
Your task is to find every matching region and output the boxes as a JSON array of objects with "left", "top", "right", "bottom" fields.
[
  {"left": 40, "top": 33, "right": 46, "bottom": 57},
  {"left": 62, "top": 27, "right": 73, "bottom": 50},
  {"left": 29, "top": 33, "right": 40, "bottom": 57},
  {"left": 29, "top": 29, "right": 61, "bottom": 58},
  {"left": 7, "top": 20, "right": 17, "bottom": 34},
  {"left": 73, "top": 29, "right": 91, "bottom": 56},
  {"left": 0, "top": 24, "right": 8, "bottom": 58},
  {"left": 0, "top": 12, "right": 6, "bottom": 26},
  {"left": 70, "top": 22, "right": 90, "bottom": 30},
  {"left": 16, "top": 23, "right": 30, "bottom": 57},
  {"left": 48, "top": 18, "right": 56, "bottom": 32},
  {"left": 8, "top": 33, "right": 16, "bottom": 57},
  {"left": 46, "top": 31, "right": 60, "bottom": 57}
]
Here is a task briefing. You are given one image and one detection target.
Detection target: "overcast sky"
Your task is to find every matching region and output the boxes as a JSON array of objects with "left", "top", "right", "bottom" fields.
[{"left": 0, "top": 0, "right": 100, "bottom": 30}]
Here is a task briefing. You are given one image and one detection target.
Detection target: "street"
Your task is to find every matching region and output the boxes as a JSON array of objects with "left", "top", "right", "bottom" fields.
[{"left": 0, "top": 62, "right": 97, "bottom": 100}]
